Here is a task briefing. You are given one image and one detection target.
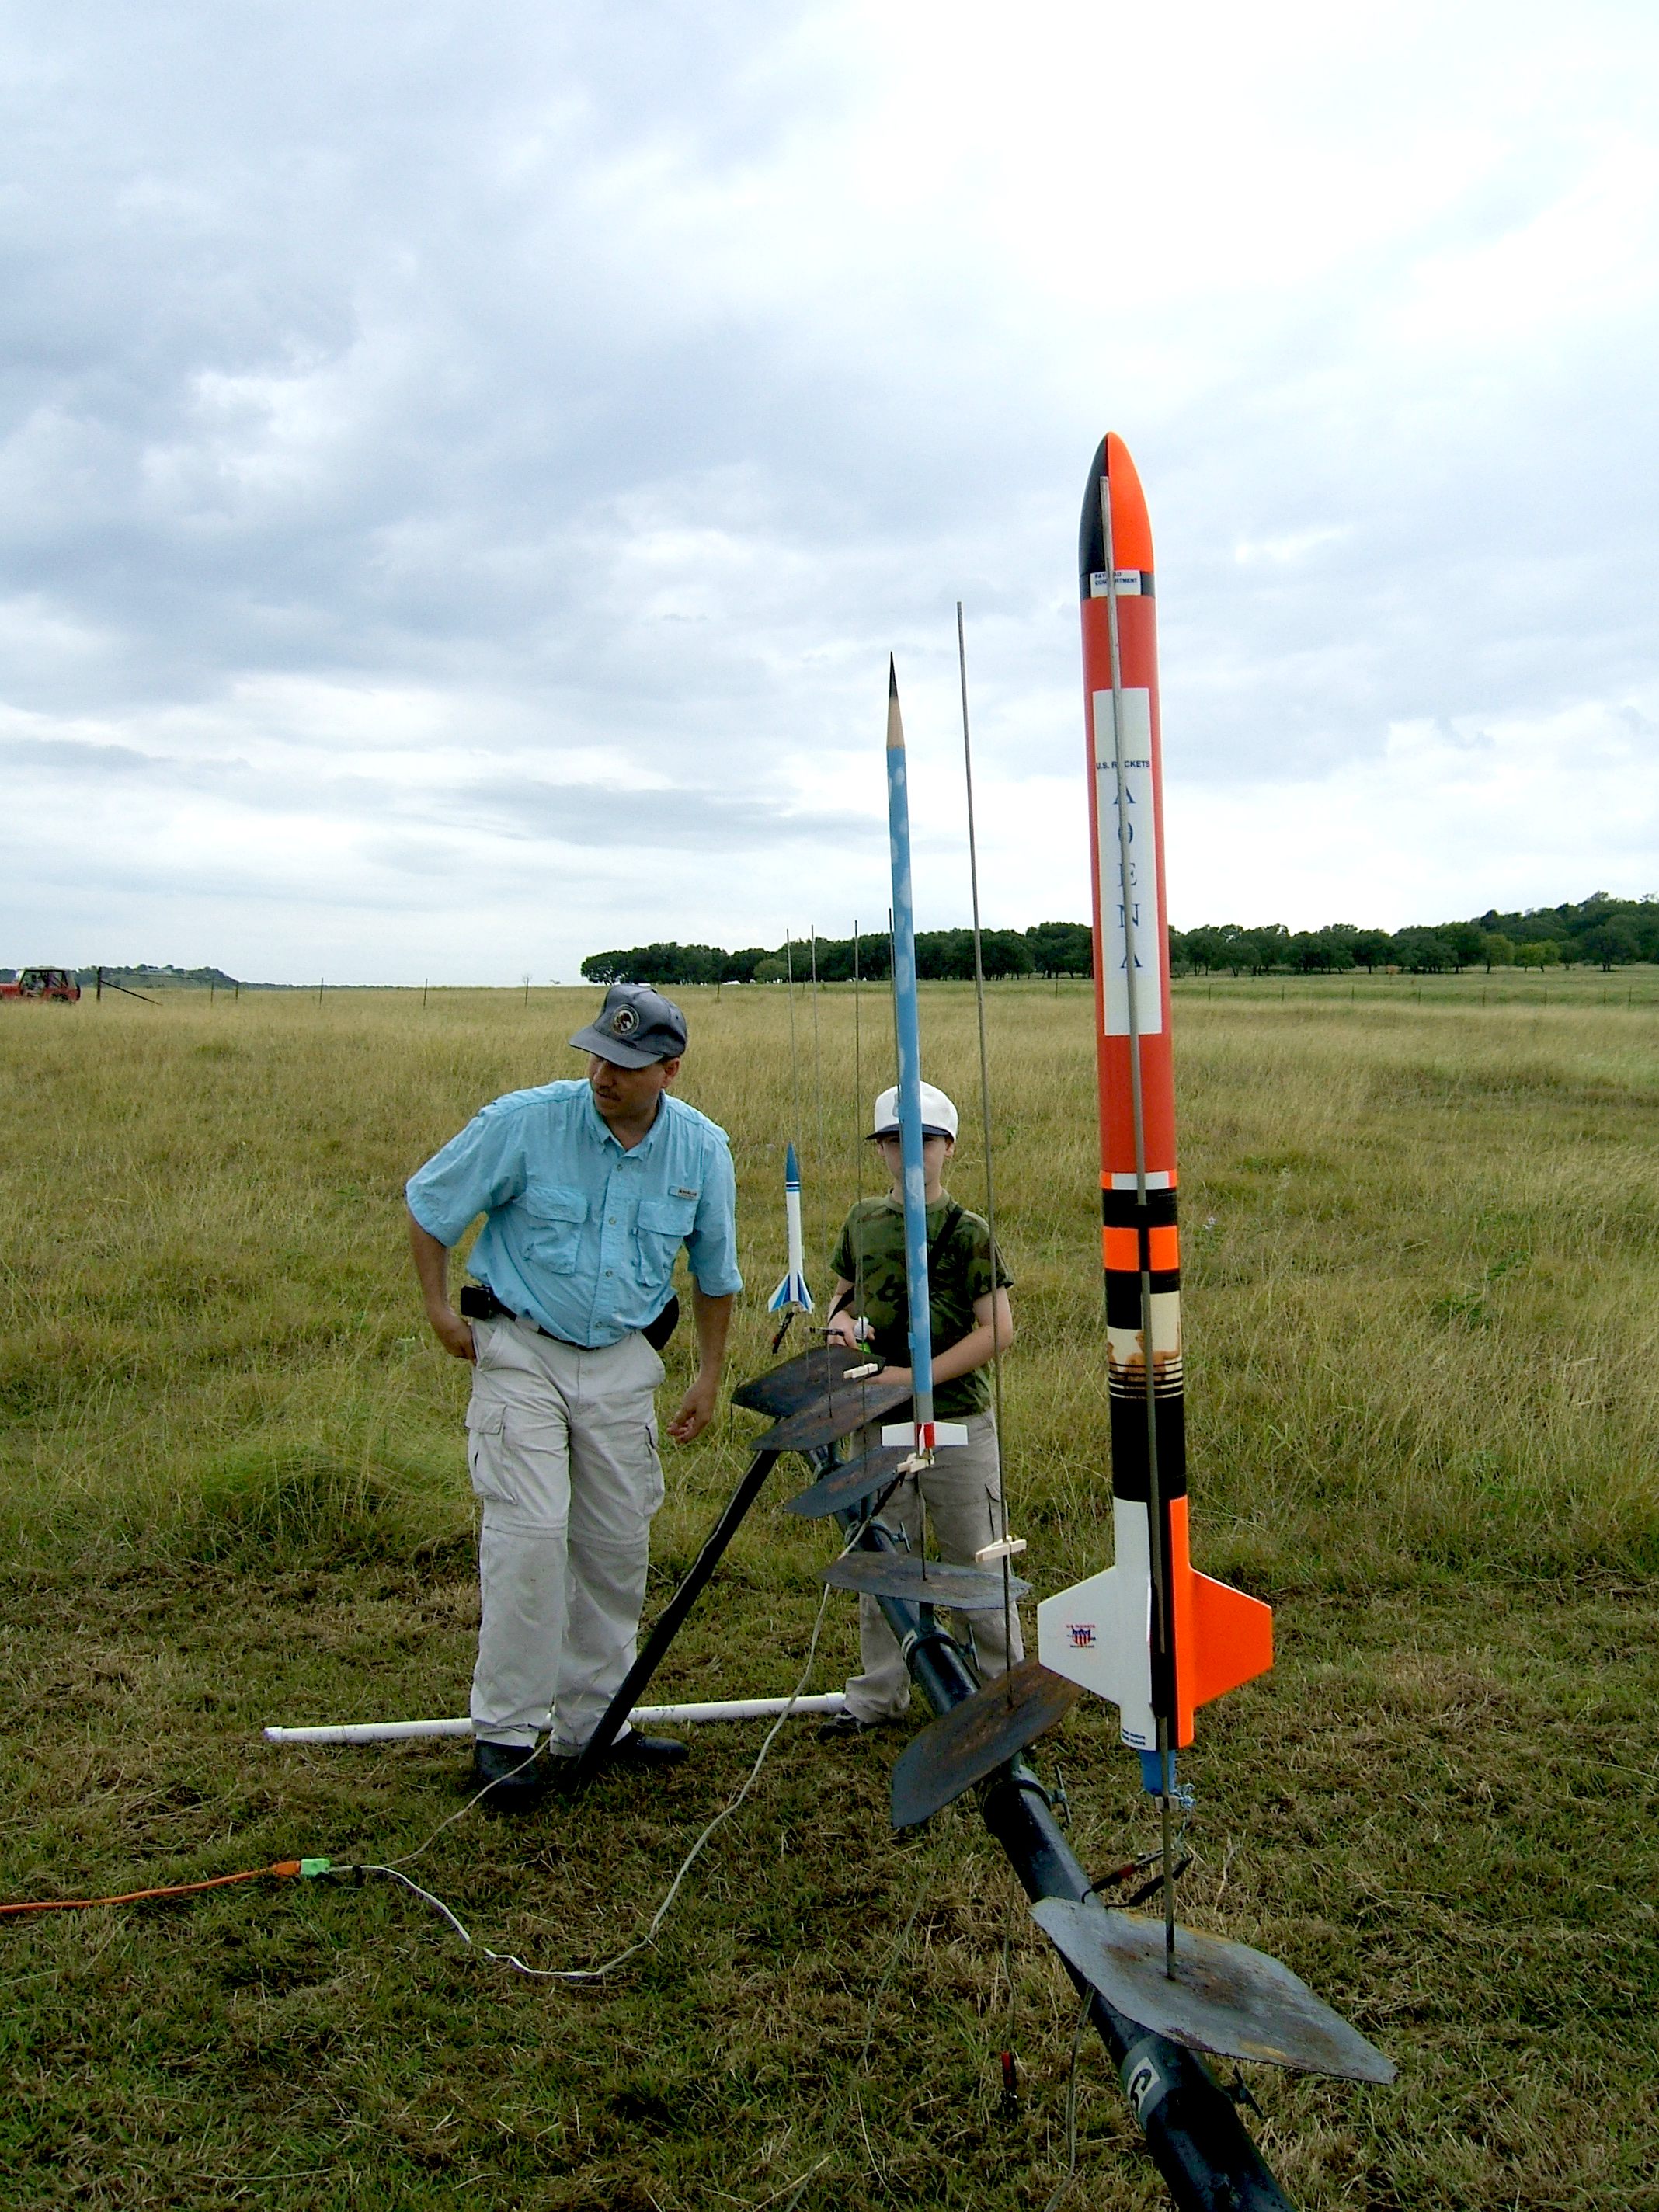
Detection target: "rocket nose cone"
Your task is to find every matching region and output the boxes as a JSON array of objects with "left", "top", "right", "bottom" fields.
[
  {"left": 784, "top": 1141, "right": 799, "bottom": 1180},
  {"left": 1078, "top": 432, "right": 1156, "bottom": 593},
  {"left": 888, "top": 653, "right": 898, "bottom": 697}
]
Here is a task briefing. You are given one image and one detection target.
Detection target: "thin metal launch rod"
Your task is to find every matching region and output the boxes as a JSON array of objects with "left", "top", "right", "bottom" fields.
[
  {"left": 1101, "top": 477, "right": 1177, "bottom": 1977},
  {"left": 955, "top": 600, "right": 1015, "bottom": 1699}
]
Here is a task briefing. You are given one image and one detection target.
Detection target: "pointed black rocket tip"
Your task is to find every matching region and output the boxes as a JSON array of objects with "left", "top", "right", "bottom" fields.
[
  {"left": 1078, "top": 435, "right": 1110, "bottom": 600},
  {"left": 888, "top": 653, "right": 898, "bottom": 696}
]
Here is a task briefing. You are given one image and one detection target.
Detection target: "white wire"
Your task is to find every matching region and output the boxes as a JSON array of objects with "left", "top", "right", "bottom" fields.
[{"left": 353, "top": 1567, "right": 846, "bottom": 1984}]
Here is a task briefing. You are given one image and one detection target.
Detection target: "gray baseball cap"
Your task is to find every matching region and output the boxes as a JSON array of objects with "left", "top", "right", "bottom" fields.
[{"left": 569, "top": 982, "right": 689, "bottom": 1068}]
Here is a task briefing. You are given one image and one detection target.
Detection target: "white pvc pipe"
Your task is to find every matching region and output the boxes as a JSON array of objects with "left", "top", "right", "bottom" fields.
[{"left": 263, "top": 1692, "right": 847, "bottom": 1747}]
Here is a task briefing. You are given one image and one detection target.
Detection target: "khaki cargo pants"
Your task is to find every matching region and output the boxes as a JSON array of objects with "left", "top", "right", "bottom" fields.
[
  {"left": 465, "top": 1315, "right": 664, "bottom": 1751},
  {"left": 843, "top": 1408, "right": 1026, "bottom": 1723}
]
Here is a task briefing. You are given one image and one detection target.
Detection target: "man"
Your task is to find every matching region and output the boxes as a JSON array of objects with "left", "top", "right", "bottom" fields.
[{"left": 405, "top": 982, "right": 741, "bottom": 1807}]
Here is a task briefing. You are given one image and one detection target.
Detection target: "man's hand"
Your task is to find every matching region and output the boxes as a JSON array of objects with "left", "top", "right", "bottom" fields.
[
  {"left": 408, "top": 1209, "right": 475, "bottom": 1362},
  {"left": 666, "top": 1371, "right": 719, "bottom": 1444},
  {"left": 824, "top": 1310, "right": 861, "bottom": 1348},
  {"left": 429, "top": 1306, "right": 477, "bottom": 1362}
]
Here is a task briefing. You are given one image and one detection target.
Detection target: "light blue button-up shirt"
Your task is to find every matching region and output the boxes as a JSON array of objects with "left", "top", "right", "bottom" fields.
[{"left": 406, "top": 1079, "right": 742, "bottom": 1348}]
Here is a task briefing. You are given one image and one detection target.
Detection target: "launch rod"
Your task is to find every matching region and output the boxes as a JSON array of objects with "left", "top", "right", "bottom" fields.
[
  {"left": 955, "top": 601, "right": 1014, "bottom": 1671},
  {"left": 1101, "top": 476, "right": 1177, "bottom": 1975},
  {"left": 884, "top": 659, "right": 935, "bottom": 1439},
  {"left": 836, "top": 1505, "right": 1296, "bottom": 2212}
]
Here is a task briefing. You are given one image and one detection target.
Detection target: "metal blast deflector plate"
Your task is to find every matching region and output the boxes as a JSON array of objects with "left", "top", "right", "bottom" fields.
[
  {"left": 731, "top": 1347, "right": 895, "bottom": 1420},
  {"left": 1031, "top": 1900, "right": 1396, "bottom": 2084},
  {"left": 753, "top": 1380, "right": 912, "bottom": 1457},
  {"left": 822, "top": 1553, "right": 1029, "bottom": 1612},
  {"left": 890, "top": 1658, "right": 1083, "bottom": 1828},
  {"left": 786, "top": 1444, "right": 914, "bottom": 1519}
]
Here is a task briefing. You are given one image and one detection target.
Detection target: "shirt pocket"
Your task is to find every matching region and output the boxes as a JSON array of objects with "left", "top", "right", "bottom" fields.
[
  {"left": 635, "top": 1195, "right": 697, "bottom": 1277},
  {"left": 518, "top": 1184, "right": 589, "bottom": 1271}
]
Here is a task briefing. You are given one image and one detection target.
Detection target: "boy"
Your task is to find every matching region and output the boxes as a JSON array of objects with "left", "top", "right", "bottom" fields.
[{"left": 821, "top": 1080, "right": 1021, "bottom": 1731}]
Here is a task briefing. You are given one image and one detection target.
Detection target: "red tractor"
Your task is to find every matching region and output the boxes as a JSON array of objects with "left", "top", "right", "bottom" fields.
[{"left": 0, "top": 965, "right": 82, "bottom": 1003}]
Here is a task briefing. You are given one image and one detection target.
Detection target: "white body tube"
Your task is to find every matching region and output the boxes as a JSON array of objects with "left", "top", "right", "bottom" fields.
[{"left": 263, "top": 1692, "right": 848, "bottom": 1747}]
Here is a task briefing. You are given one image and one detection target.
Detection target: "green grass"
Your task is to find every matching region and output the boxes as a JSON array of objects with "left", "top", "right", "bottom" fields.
[{"left": 2, "top": 979, "right": 1656, "bottom": 2208}]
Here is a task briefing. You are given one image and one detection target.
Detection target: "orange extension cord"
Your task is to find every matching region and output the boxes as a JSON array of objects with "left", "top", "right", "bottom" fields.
[{"left": 0, "top": 1859, "right": 325, "bottom": 1916}]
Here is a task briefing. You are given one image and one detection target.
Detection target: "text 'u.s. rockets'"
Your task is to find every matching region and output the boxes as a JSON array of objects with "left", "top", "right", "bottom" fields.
[{"left": 1037, "top": 435, "right": 1273, "bottom": 1789}]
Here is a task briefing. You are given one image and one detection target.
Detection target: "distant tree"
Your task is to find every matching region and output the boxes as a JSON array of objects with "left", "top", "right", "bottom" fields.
[
  {"left": 1289, "top": 928, "right": 1355, "bottom": 973},
  {"left": 1444, "top": 922, "right": 1487, "bottom": 973},
  {"left": 914, "top": 929, "right": 972, "bottom": 980},
  {"left": 581, "top": 950, "right": 633, "bottom": 983},
  {"left": 1233, "top": 926, "right": 1289, "bottom": 975},
  {"left": 577, "top": 942, "right": 724, "bottom": 986},
  {"left": 1024, "top": 921, "right": 1094, "bottom": 977},
  {"left": 1394, "top": 927, "right": 1454, "bottom": 973},
  {"left": 1515, "top": 941, "right": 1556, "bottom": 970},
  {"left": 1180, "top": 927, "right": 1228, "bottom": 975},
  {"left": 752, "top": 957, "right": 789, "bottom": 983},
  {"left": 1581, "top": 917, "right": 1642, "bottom": 970},
  {"left": 1349, "top": 929, "right": 1396, "bottom": 972},
  {"left": 978, "top": 929, "right": 1036, "bottom": 979},
  {"left": 1480, "top": 933, "right": 1515, "bottom": 971},
  {"left": 722, "top": 947, "right": 770, "bottom": 983}
]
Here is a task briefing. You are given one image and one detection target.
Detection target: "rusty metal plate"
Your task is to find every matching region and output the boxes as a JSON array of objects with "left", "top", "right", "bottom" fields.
[
  {"left": 752, "top": 1379, "right": 912, "bottom": 1456},
  {"left": 821, "top": 1553, "right": 1030, "bottom": 1612},
  {"left": 785, "top": 1444, "right": 914, "bottom": 1519},
  {"left": 1031, "top": 1899, "right": 1396, "bottom": 2084},
  {"left": 889, "top": 1658, "right": 1083, "bottom": 1828},
  {"left": 731, "top": 1347, "right": 896, "bottom": 1420}
]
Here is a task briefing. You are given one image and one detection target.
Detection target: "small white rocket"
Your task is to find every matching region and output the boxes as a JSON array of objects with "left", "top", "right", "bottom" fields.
[{"left": 767, "top": 1142, "right": 813, "bottom": 1316}]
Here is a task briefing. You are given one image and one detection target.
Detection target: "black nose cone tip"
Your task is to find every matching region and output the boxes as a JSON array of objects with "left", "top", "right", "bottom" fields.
[{"left": 1078, "top": 434, "right": 1111, "bottom": 598}]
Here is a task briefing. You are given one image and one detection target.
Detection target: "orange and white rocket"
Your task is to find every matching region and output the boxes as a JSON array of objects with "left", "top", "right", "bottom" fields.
[{"left": 1037, "top": 436, "right": 1273, "bottom": 1793}]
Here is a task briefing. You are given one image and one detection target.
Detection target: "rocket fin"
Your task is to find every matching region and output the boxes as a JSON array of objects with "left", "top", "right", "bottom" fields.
[
  {"left": 1167, "top": 1497, "right": 1272, "bottom": 1744},
  {"left": 767, "top": 1278, "right": 791, "bottom": 1313},
  {"left": 1036, "top": 1539, "right": 1156, "bottom": 1751},
  {"left": 769, "top": 1273, "right": 813, "bottom": 1313},
  {"left": 1185, "top": 1571, "right": 1273, "bottom": 1712}
]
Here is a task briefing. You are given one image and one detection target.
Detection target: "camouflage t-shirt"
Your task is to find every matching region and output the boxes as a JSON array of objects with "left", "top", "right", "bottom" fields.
[{"left": 830, "top": 1195, "right": 1013, "bottom": 1418}]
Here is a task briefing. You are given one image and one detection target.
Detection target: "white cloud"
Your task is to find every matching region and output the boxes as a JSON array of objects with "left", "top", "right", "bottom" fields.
[
  {"left": 1167, "top": 696, "right": 1659, "bottom": 929},
  {"left": 2, "top": 0, "right": 1657, "bottom": 977}
]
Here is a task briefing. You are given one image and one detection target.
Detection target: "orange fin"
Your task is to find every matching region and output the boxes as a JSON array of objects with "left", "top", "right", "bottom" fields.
[
  {"left": 1183, "top": 1569, "right": 1274, "bottom": 1733},
  {"left": 1167, "top": 1497, "right": 1273, "bottom": 1745}
]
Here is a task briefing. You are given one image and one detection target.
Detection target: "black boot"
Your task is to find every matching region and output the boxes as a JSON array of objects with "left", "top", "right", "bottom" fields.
[{"left": 471, "top": 1738, "right": 548, "bottom": 1809}]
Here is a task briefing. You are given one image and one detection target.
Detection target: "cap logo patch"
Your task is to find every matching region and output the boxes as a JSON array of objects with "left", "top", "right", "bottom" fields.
[{"left": 610, "top": 1007, "right": 639, "bottom": 1036}]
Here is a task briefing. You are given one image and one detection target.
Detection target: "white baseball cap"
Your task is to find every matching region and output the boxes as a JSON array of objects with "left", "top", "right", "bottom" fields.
[{"left": 869, "top": 1083, "right": 958, "bottom": 1141}]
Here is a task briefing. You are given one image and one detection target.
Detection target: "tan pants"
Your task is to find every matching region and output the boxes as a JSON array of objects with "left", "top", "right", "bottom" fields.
[
  {"left": 843, "top": 1408, "right": 1026, "bottom": 1723},
  {"left": 464, "top": 1316, "right": 665, "bottom": 1750}
]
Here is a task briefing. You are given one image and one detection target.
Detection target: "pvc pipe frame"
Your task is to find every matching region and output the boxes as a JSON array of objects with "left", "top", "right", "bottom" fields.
[{"left": 264, "top": 1692, "right": 848, "bottom": 1748}]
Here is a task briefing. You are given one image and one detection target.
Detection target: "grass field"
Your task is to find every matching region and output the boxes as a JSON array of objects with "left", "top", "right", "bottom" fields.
[{"left": 2, "top": 976, "right": 1656, "bottom": 2210}]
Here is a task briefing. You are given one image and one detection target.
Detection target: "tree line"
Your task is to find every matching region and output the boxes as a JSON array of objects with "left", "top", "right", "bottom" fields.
[
  {"left": 582, "top": 923, "right": 1095, "bottom": 986},
  {"left": 583, "top": 895, "right": 1659, "bottom": 987}
]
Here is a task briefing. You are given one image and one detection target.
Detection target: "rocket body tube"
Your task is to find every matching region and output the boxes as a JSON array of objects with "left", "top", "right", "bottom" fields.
[
  {"left": 1038, "top": 436, "right": 1272, "bottom": 1759},
  {"left": 883, "top": 659, "right": 937, "bottom": 1445}
]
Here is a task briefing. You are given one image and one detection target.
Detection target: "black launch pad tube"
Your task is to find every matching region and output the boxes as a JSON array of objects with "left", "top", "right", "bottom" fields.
[{"left": 846, "top": 1515, "right": 1296, "bottom": 2212}]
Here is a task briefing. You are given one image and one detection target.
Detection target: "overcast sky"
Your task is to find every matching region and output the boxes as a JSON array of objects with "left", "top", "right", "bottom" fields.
[{"left": 3, "top": 0, "right": 1657, "bottom": 983}]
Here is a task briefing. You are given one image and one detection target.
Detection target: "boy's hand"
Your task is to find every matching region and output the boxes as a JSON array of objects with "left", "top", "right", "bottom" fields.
[{"left": 825, "top": 1312, "right": 861, "bottom": 1348}]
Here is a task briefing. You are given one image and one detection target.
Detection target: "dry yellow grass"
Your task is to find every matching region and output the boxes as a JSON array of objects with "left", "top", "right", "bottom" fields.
[{"left": 1, "top": 977, "right": 1655, "bottom": 2210}]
